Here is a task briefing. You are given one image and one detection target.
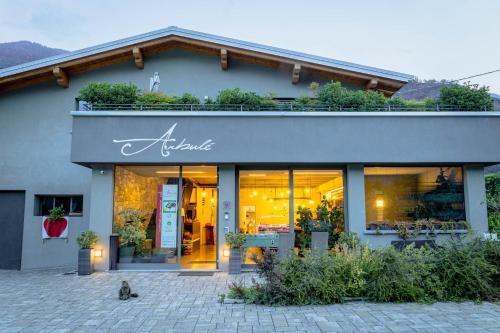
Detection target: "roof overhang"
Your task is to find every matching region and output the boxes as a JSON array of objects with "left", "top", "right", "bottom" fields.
[{"left": 0, "top": 26, "right": 415, "bottom": 95}]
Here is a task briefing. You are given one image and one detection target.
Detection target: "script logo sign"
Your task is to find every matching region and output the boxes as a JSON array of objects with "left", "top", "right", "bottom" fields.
[{"left": 113, "top": 123, "right": 215, "bottom": 157}]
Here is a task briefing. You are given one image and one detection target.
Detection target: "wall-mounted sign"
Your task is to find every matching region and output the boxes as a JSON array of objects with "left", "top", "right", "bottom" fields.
[
  {"left": 160, "top": 185, "right": 178, "bottom": 248},
  {"left": 113, "top": 123, "right": 215, "bottom": 158},
  {"left": 42, "top": 216, "right": 69, "bottom": 239}
]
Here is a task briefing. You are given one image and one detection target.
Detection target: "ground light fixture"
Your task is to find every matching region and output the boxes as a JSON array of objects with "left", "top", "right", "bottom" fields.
[{"left": 93, "top": 248, "right": 102, "bottom": 258}]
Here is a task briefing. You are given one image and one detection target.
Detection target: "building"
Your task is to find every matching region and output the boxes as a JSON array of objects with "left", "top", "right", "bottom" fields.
[{"left": 0, "top": 27, "right": 498, "bottom": 271}]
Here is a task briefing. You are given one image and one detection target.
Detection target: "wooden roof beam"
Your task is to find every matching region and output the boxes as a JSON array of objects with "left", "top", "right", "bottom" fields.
[
  {"left": 220, "top": 49, "right": 228, "bottom": 70},
  {"left": 366, "top": 79, "right": 378, "bottom": 90},
  {"left": 132, "top": 47, "right": 144, "bottom": 69},
  {"left": 292, "top": 64, "right": 301, "bottom": 84},
  {"left": 52, "top": 67, "right": 69, "bottom": 88}
]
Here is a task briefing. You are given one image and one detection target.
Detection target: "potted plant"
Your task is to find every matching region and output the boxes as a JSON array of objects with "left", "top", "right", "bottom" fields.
[
  {"left": 392, "top": 222, "right": 435, "bottom": 250},
  {"left": 43, "top": 206, "right": 69, "bottom": 238},
  {"left": 117, "top": 222, "right": 146, "bottom": 263},
  {"left": 224, "top": 232, "right": 246, "bottom": 274},
  {"left": 76, "top": 230, "right": 98, "bottom": 275}
]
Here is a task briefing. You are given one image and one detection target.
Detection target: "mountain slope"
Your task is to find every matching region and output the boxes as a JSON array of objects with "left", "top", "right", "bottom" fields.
[{"left": 0, "top": 41, "right": 68, "bottom": 69}]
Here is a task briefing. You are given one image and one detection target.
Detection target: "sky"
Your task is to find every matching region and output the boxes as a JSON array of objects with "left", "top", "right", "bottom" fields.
[{"left": 1, "top": 0, "right": 499, "bottom": 92}]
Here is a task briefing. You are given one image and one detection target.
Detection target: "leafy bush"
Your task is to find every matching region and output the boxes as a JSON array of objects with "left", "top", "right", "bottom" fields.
[
  {"left": 215, "top": 88, "right": 276, "bottom": 109},
  {"left": 224, "top": 232, "right": 246, "bottom": 248},
  {"left": 366, "top": 246, "right": 429, "bottom": 302},
  {"left": 48, "top": 206, "right": 65, "bottom": 221},
  {"left": 136, "top": 92, "right": 177, "bottom": 104},
  {"left": 438, "top": 82, "right": 493, "bottom": 111},
  {"left": 78, "top": 82, "right": 140, "bottom": 104},
  {"left": 435, "top": 240, "right": 495, "bottom": 300},
  {"left": 227, "top": 238, "right": 498, "bottom": 305},
  {"left": 76, "top": 230, "right": 98, "bottom": 249},
  {"left": 175, "top": 93, "right": 200, "bottom": 104},
  {"left": 117, "top": 222, "right": 146, "bottom": 254},
  {"left": 315, "top": 81, "right": 388, "bottom": 110},
  {"left": 486, "top": 174, "right": 500, "bottom": 232}
]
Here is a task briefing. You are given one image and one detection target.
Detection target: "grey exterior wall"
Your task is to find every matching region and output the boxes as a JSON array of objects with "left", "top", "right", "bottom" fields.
[
  {"left": 71, "top": 112, "right": 500, "bottom": 165},
  {"left": 0, "top": 48, "right": 331, "bottom": 270}
]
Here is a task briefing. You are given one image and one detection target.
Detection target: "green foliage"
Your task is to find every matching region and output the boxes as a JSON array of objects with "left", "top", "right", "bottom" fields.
[
  {"left": 366, "top": 246, "right": 438, "bottom": 302},
  {"left": 434, "top": 239, "right": 495, "bottom": 301},
  {"left": 136, "top": 92, "right": 177, "bottom": 104},
  {"left": 486, "top": 174, "right": 500, "bottom": 232},
  {"left": 48, "top": 206, "right": 65, "bottom": 221},
  {"left": 438, "top": 82, "right": 493, "bottom": 111},
  {"left": 336, "top": 232, "right": 360, "bottom": 250},
  {"left": 315, "top": 81, "right": 388, "bottom": 111},
  {"left": 117, "top": 222, "right": 146, "bottom": 252},
  {"left": 215, "top": 88, "right": 276, "bottom": 109},
  {"left": 175, "top": 93, "right": 200, "bottom": 104},
  {"left": 76, "top": 230, "right": 98, "bottom": 249},
  {"left": 224, "top": 232, "right": 246, "bottom": 248},
  {"left": 229, "top": 238, "right": 498, "bottom": 305},
  {"left": 78, "top": 82, "right": 140, "bottom": 104}
]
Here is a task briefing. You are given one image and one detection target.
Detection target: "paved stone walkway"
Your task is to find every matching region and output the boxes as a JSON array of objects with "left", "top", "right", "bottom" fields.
[{"left": 0, "top": 269, "right": 499, "bottom": 333}]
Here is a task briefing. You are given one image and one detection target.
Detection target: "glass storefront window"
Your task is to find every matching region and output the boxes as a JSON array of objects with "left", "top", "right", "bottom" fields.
[
  {"left": 293, "top": 170, "right": 344, "bottom": 250},
  {"left": 293, "top": 170, "right": 344, "bottom": 231},
  {"left": 239, "top": 170, "right": 289, "bottom": 263},
  {"left": 364, "top": 166, "right": 466, "bottom": 230},
  {"left": 114, "top": 166, "right": 180, "bottom": 266}
]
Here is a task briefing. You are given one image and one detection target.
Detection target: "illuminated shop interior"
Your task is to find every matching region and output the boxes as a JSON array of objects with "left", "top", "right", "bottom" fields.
[
  {"left": 364, "top": 166, "right": 465, "bottom": 229},
  {"left": 239, "top": 169, "right": 344, "bottom": 263},
  {"left": 113, "top": 165, "right": 217, "bottom": 269}
]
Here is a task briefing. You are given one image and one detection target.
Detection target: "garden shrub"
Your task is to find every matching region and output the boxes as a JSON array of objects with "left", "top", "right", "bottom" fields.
[
  {"left": 486, "top": 174, "right": 500, "bottom": 233},
  {"left": 366, "top": 246, "right": 430, "bottom": 302},
  {"left": 136, "top": 92, "right": 177, "bottom": 104},
  {"left": 228, "top": 238, "right": 498, "bottom": 305},
  {"left": 215, "top": 88, "right": 276, "bottom": 109},
  {"left": 438, "top": 82, "right": 493, "bottom": 111},
  {"left": 78, "top": 82, "right": 140, "bottom": 105},
  {"left": 434, "top": 239, "right": 495, "bottom": 301}
]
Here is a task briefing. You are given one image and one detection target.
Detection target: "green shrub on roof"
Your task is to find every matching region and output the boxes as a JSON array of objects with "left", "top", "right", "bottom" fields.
[{"left": 78, "top": 82, "right": 140, "bottom": 105}]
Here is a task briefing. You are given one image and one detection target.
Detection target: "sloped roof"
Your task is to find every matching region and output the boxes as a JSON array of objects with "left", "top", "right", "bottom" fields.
[{"left": 0, "top": 26, "right": 414, "bottom": 94}]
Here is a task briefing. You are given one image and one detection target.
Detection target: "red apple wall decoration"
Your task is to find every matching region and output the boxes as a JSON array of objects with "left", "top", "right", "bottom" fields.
[{"left": 42, "top": 206, "right": 69, "bottom": 239}]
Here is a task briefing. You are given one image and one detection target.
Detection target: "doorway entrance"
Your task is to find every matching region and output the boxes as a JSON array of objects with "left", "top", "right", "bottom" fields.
[
  {"left": 113, "top": 165, "right": 217, "bottom": 270},
  {"left": 180, "top": 166, "right": 217, "bottom": 269},
  {"left": 0, "top": 191, "right": 25, "bottom": 270}
]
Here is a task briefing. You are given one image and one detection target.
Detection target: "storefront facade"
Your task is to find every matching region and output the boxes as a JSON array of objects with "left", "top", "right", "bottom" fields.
[
  {"left": 70, "top": 111, "right": 498, "bottom": 271},
  {"left": 1, "top": 27, "right": 499, "bottom": 271}
]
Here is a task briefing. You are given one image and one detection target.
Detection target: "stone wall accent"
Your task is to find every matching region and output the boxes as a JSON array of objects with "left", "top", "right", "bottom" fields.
[{"left": 113, "top": 167, "right": 161, "bottom": 224}]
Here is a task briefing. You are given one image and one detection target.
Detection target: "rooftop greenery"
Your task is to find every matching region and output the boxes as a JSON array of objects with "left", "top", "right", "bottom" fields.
[{"left": 77, "top": 81, "right": 495, "bottom": 111}]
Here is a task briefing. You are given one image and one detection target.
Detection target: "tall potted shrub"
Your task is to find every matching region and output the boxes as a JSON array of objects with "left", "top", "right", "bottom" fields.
[
  {"left": 76, "top": 230, "right": 98, "bottom": 275},
  {"left": 224, "top": 232, "right": 246, "bottom": 274},
  {"left": 117, "top": 222, "right": 146, "bottom": 263}
]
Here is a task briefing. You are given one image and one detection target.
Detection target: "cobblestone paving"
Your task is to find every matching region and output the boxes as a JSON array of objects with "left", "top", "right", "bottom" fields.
[{"left": 0, "top": 269, "right": 499, "bottom": 333}]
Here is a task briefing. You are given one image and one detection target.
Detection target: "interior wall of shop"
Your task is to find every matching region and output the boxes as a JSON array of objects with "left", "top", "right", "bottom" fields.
[{"left": 0, "top": 49, "right": 333, "bottom": 270}]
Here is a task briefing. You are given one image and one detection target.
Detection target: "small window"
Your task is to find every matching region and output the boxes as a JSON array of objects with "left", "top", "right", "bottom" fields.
[{"left": 35, "top": 195, "right": 83, "bottom": 216}]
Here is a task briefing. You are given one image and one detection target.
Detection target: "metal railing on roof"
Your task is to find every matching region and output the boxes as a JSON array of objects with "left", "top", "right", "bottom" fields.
[{"left": 77, "top": 102, "right": 494, "bottom": 112}]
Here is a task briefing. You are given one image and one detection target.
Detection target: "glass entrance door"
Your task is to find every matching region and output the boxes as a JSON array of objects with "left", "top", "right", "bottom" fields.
[
  {"left": 113, "top": 165, "right": 217, "bottom": 270},
  {"left": 180, "top": 166, "right": 218, "bottom": 269}
]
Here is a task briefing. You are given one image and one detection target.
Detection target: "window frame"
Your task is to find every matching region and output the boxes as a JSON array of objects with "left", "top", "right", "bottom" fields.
[
  {"left": 34, "top": 195, "right": 84, "bottom": 217},
  {"left": 363, "top": 165, "right": 466, "bottom": 230}
]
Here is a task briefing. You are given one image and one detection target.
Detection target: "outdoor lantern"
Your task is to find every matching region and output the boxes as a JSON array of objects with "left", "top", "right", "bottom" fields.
[
  {"left": 376, "top": 199, "right": 384, "bottom": 207},
  {"left": 223, "top": 246, "right": 230, "bottom": 257},
  {"left": 93, "top": 248, "right": 102, "bottom": 258}
]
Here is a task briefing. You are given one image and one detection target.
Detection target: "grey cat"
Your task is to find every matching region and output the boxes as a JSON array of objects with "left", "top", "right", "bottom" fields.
[{"left": 119, "top": 280, "right": 138, "bottom": 300}]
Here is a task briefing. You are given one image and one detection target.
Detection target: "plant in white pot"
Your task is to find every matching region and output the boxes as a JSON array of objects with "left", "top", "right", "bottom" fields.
[
  {"left": 76, "top": 230, "right": 98, "bottom": 275},
  {"left": 224, "top": 232, "right": 246, "bottom": 275}
]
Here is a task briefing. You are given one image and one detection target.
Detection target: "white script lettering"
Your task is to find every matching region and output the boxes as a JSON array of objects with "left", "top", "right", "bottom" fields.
[{"left": 112, "top": 123, "right": 215, "bottom": 157}]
